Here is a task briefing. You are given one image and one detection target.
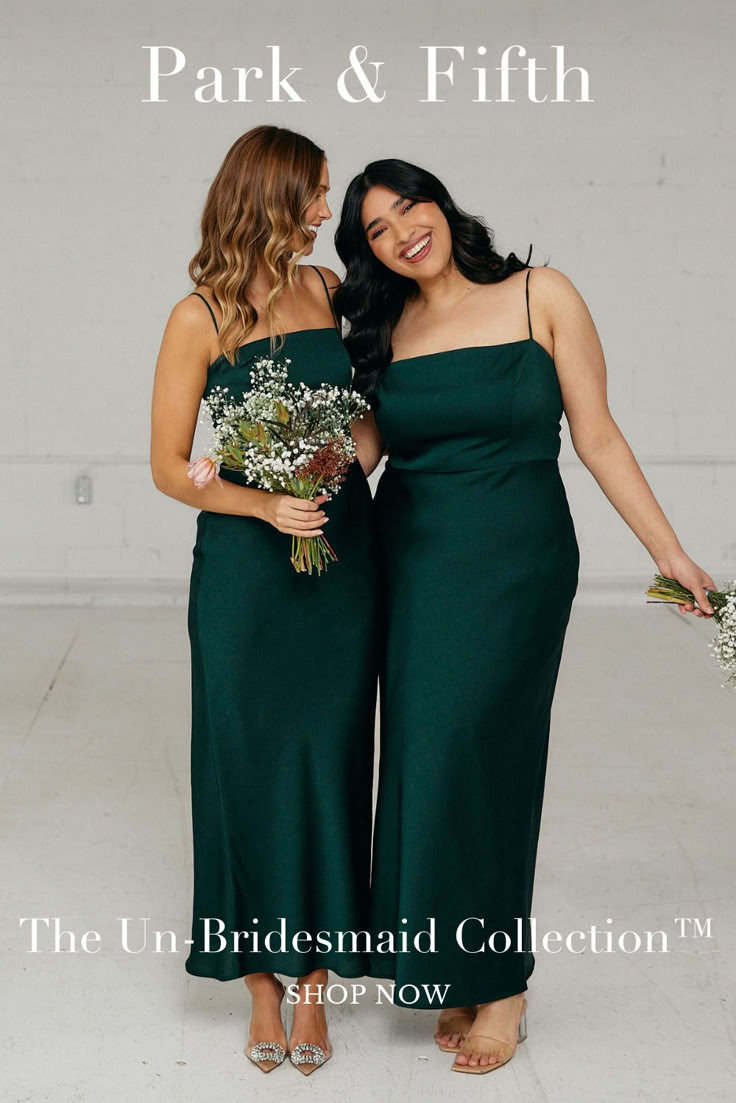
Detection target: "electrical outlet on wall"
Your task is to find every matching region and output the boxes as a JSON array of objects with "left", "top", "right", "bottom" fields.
[{"left": 75, "top": 475, "right": 92, "bottom": 504}]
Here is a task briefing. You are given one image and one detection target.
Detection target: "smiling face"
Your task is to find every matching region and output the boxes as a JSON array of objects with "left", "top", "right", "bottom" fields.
[
  {"left": 360, "top": 184, "right": 453, "bottom": 278},
  {"left": 297, "top": 158, "right": 332, "bottom": 255}
]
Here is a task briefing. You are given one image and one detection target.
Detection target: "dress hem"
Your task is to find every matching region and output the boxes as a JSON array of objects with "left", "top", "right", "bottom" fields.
[{"left": 185, "top": 959, "right": 371, "bottom": 983}]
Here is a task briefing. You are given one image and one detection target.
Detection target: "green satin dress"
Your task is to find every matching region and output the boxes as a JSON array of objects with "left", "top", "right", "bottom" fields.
[
  {"left": 368, "top": 268, "right": 579, "bottom": 1008},
  {"left": 185, "top": 270, "right": 378, "bottom": 981}
]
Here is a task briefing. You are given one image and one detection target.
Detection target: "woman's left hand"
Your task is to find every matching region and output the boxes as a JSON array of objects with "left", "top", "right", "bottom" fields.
[{"left": 655, "top": 549, "right": 717, "bottom": 617}]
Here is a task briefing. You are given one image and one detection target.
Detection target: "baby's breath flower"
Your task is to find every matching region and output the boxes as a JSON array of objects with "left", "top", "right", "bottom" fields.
[
  {"left": 196, "top": 356, "right": 370, "bottom": 574},
  {"left": 646, "top": 574, "right": 736, "bottom": 690}
]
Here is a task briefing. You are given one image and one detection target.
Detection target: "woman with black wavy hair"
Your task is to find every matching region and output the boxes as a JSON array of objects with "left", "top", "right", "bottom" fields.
[{"left": 334, "top": 158, "right": 715, "bottom": 1074}]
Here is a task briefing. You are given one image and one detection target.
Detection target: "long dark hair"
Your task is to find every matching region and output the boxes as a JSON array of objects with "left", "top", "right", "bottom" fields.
[{"left": 334, "top": 158, "right": 546, "bottom": 405}]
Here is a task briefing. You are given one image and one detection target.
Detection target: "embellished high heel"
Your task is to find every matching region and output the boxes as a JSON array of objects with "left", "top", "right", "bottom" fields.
[
  {"left": 434, "top": 1006, "right": 478, "bottom": 1053},
  {"left": 289, "top": 1041, "right": 332, "bottom": 1075},
  {"left": 451, "top": 997, "right": 528, "bottom": 1075},
  {"left": 244, "top": 974, "right": 288, "bottom": 1073},
  {"left": 287, "top": 974, "right": 333, "bottom": 1076}
]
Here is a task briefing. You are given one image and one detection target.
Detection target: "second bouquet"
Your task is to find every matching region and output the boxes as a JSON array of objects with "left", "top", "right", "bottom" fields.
[{"left": 191, "top": 356, "right": 370, "bottom": 575}]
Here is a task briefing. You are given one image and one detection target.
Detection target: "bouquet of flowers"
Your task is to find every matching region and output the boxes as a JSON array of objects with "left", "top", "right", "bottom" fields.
[
  {"left": 186, "top": 356, "right": 370, "bottom": 575},
  {"left": 645, "top": 574, "right": 736, "bottom": 689}
]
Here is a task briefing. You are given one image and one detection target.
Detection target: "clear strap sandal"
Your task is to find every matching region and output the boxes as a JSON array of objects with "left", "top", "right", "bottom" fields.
[{"left": 451, "top": 997, "right": 528, "bottom": 1075}]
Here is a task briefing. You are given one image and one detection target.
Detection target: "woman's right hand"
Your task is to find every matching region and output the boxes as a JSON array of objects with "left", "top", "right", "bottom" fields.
[{"left": 258, "top": 492, "right": 329, "bottom": 536}]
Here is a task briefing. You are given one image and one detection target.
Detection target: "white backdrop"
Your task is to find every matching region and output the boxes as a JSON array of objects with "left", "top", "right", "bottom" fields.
[{"left": 2, "top": 0, "right": 734, "bottom": 596}]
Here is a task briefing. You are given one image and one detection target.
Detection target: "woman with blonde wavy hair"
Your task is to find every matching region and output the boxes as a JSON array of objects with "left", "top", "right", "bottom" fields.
[{"left": 150, "top": 125, "right": 379, "bottom": 1076}]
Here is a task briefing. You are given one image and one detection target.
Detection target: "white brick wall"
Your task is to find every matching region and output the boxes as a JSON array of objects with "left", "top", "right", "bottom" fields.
[{"left": 2, "top": 1, "right": 734, "bottom": 596}]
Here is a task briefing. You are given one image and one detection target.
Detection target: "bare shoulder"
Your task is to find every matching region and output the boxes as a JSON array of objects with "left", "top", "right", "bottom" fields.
[
  {"left": 168, "top": 288, "right": 217, "bottom": 330},
  {"left": 158, "top": 290, "right": 219, "bottom": 369},
  {"left": 305, "top": 263, "right": 342, "bottom": 291},
  {"left": 527, "top": 266, "right": 594, "bottom": 335},
  {"left": 527, "top": 266, "right": 585, "bottom": 309}
]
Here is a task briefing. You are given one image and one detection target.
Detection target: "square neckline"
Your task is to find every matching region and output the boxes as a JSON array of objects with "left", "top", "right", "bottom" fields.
[
  {"left": 386, "top": 270, "right": 553, "bottom": 367},
  {"left": 207, "top": 326, "right": 339, "bottom": 369},
  {"left": 191, "top": 265, "right": 342, "bottom": 369},
  {"left": 388, "top": 337, "right": 554, "bottom": 367}
]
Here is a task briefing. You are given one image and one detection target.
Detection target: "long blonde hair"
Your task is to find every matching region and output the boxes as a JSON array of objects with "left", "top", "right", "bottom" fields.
[{"left": 188, "top": 125, "right": 325, "bottom": 362}]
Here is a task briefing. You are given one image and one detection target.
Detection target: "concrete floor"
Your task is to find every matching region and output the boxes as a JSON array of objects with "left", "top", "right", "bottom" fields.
[{"left": 2, "top": 601, "right": 735, "bottom": 1102}]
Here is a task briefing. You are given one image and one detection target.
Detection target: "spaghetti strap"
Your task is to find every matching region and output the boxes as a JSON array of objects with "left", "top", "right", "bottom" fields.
[
  {"left": 525, "top": 269, "right": 533, "bottom": 341},
  {"left": 189, "top": 291, "right": 219, "bottom": 335},
  {"left": 310, "top": 265, "right": 341, "bottom": 334}
]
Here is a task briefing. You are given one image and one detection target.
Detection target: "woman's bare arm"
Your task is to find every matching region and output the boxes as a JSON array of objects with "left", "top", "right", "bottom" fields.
[
  {"left": 149, "top": 296, "right": 328, "bottom": 536},
  {"left": 537, "top": 267, "right": 716, "bottom": 617}
]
